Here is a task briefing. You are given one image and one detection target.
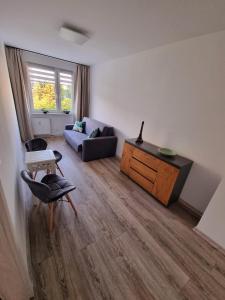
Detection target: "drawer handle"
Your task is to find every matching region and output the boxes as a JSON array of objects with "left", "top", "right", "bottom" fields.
[
  {"left": 132, "top": 156, "right": 158, "bottom": 172},
  {"left": 130, "top": 167, "right": 155, "bottom": 184}
]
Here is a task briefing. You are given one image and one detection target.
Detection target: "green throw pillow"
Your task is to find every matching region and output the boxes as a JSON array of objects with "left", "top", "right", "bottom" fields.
[
  {"left": 73, "top": 121, "right": 85, "bottom": 133},
  {"left": 89, "top": 128, "right": 100, "bottom": 138}
]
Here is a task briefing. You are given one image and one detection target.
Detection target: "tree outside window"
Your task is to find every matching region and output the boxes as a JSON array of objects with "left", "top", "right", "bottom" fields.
[{"left": 28, "top": 65, "right": 73, "bottom": 112}]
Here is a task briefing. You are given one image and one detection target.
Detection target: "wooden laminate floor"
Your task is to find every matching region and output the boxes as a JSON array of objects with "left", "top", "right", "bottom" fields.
[{"left": 29, "top": 137, "right": 225, "bottom": 300}]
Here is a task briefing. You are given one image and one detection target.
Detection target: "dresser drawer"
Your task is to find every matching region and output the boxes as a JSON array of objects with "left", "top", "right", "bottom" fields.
[
  {"left": 152, "top": 161, "right": 179, "bottom": 205},
  {"left": 120, "top": 143, "right": 134, "bottom": 174},
  {"left": 129, "top": 168, "right": 154, "bottom": 193},
  {"left": 132, "top": 148, "right": 160, "bottom": 171},
  {"left": 130, "top": 158, "right": 157, "bottom": 183}
]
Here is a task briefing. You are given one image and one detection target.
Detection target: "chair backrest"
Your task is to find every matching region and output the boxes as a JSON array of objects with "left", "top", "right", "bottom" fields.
[
  {"left": 25, "top": 138, "right": 48, "bottom": 152},
  {"left": 21, "top": 170, "right": 50, "bottom": 203}
]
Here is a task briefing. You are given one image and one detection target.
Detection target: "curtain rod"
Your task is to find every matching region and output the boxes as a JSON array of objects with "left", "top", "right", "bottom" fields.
[{"left": 5, "top": 44, "right": 89, "bottom": 67}]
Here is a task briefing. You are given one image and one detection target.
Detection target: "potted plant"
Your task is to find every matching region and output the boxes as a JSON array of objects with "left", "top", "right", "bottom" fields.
[
  {"left": 41, "top": 108, "right": 49, "bottom": 114},
  {"left": 63, "top": 110, "right": 70, "bottom": 114}
]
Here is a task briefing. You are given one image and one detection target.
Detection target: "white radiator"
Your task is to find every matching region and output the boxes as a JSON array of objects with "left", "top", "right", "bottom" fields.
[{"left": 32, "top": 118, "right": 51, "bottom": 135}]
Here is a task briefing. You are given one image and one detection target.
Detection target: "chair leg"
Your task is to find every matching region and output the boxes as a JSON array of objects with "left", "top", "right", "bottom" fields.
[
  {"left": 56, "top": 163, "right": 64, "bottom": 177},
  {"left": 65, "top": 194, "right": 78, "bottom": 217},
  {"left": 48, "top": 203, "right": 54, "bottom": 233}
]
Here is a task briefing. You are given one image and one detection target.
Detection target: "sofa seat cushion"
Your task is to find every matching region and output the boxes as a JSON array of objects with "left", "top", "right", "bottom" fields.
[{"left": 64, "top": 130, "right": 88, "bottom": 152}]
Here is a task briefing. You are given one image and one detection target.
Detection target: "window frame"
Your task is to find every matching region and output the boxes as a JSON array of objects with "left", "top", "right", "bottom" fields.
[{"left": 27, "top": 63, "right": 74, "bottom": 114}]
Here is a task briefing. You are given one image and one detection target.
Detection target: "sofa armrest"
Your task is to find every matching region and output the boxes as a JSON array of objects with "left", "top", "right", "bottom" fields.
[
  {"left": 82, "top": 136, "right": 117, "bottom": 162},
  {"left": 65, "top": 124, "right": 74, "bottom": 130}
]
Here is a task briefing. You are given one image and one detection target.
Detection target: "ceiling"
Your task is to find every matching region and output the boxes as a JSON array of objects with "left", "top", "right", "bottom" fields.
[{"left": 1, "top": 0, "right": 225, "bottom": 65}]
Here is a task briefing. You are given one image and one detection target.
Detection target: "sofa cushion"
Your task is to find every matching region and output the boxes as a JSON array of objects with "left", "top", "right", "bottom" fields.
[
  {"left": 73, "top": 121, "right": 83, "bottom": 133},
  {"left": 83, "top": 117, "right": 108, "bottom": 136},
  {"left": 89, "top": 128, "right": 100, "bottom": 138},
  {"left": 63, "top": 130, "right": 88, "bottom": 152},
  {"left": 73, "top": 121, "right": 86, "bottom": 133},
  {"left": 101, "top": 126, "right": 114, "bottom": 137}
]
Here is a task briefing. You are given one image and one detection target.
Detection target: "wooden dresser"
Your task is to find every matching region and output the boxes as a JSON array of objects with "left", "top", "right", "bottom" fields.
[{"left": 120, "top": 139, "right": 193, "bottom": 206}]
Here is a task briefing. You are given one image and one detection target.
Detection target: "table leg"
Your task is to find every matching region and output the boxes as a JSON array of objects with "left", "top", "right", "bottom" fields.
[
  {"left": 33, "top": 168, "right": 38, "bottom": 179},
  {"left": 50, "top": 162, "right": 56, "bottom": 174}
]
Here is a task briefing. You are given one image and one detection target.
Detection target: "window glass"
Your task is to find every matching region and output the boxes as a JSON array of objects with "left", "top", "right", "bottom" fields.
[
  {"left": 29, "top": 66, "right": 57, "bottom": 111},
  {"left": 60, "top": 72, "right": 73, "bottom": 111},
  {"left": 28, "top": 65, "right": 73, "bottom": 112}
]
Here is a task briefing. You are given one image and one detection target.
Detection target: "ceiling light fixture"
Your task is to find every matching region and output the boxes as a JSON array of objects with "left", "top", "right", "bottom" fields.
[{"left": 59, "top": 26, "right": 89, "bottom": 45}]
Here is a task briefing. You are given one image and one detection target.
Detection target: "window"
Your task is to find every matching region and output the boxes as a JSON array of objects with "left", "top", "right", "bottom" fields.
[
  {"left": 28, "top": 64, "right": 73, "bottom": 113},
  {"left": 59, "top": 72, "right": 73, "bottom": 111}
]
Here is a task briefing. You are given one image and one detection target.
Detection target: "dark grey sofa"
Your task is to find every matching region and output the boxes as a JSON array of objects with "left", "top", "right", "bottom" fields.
[{"left": 63, "top": 117, "right": 117, "bottom": 162}]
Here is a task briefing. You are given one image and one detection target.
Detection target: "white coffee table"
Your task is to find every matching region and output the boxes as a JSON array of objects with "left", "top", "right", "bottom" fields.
[{"left": 25, "top": 150, "right": 56, "bottom": 176}]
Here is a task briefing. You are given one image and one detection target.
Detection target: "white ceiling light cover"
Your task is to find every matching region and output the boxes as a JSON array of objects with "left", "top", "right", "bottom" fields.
[{"left": 59, "top": 27, "right": 89, "bottom": 45}]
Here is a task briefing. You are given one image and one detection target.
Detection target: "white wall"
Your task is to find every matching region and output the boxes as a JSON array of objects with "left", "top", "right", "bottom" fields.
[
  {"left": 197, "top": 179, "right": 225, "bottom": 248},
  {"left": 23, "top": 51, "right": 76, "bottom": 135},
  {"left": 0, "top": 43, "right": 33, "bottom": 299},
  {"left": 91, "top": 30, "right": 225, "bottom": 213}
]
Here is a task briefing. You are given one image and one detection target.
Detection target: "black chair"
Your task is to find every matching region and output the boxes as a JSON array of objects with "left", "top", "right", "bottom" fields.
[
  {"left": 21, "top": 170, "right": 78, "bottom": 232},
  {"left": 25, "top": 138, "right": 47, "bottom": 152},
  {"left": 25, "top": 138, "right": 64, "bottom": 177}
]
